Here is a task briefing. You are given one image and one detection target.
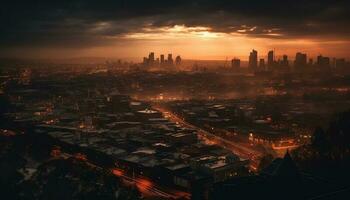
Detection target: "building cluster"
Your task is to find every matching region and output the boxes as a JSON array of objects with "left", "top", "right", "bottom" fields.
[
  {"left": 6, "top": 74, "right": 249, "bottom": 198},
  {"left": 165, "top": 100, "right": 301, "bottom": 154},
  {"left": 3, "top": 61, "right": 350, "bottom": 199},
  {"left": 143, "top": 52, "right": 182, "bottom": 68},
  {"left": 247, "top": 49, "right": 293, "bottom": 72},
  {"left": 230, "top": 49, "right": 348, "bottom": 73}
]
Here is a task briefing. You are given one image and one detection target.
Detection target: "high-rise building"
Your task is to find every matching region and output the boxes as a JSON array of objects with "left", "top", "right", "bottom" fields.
[
  {"left": 231, "top": 58, "right": 240, "bottom": 69},
  {"left": 317, "top": 55, "right": 330, "bottom": 70},
  {"left": 168, "top": 54, "right": 173, "bottom": 65},
  {"left": 148, "top": 52, "right": 155, "bottom": 65},
  {"left": 175, "top": 55, "right": 182, "bottom": 66},
  {"left": 160, "top": 54, "right": 165, "bottom": 65},
  {"left": 249, "top": 49, "right": 258, "bottom": 70},
  {"left": 282, "top": 55, "right": 289, "bottom": 67},
  {"left": 294, "top": 52, "right": 307, "bottom": 70},
  {"left": 267, "top": 50, "right": 274, "bottom": 69}
]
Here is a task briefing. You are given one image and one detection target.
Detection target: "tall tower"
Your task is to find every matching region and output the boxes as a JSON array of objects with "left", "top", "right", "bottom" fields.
[
  {"left": 282, "top": 55, "right": 289, "bottom": 67},
  {"left": 294, "top": 52, "right": 307, "bottom": 71},
  {"left": 160, "top": 54, "right": 165, "bottom": 65},
  {"left": 317, "top": 55, "right": 330, "bottom": 71},
  {"left": 175, "top": 55, "right": 182, "bottom": 66},
  {"left": 168, "top": 54, "right": 173, "bottom": 65},
  {"left": 148, "top": 52, "right": 155, "bottom": 65},
  {"left": 249, "top": 49, "right": 258, "bottom": 70},
  {"left": 267, "top": 50, "right": 274, "bottom": 70}
]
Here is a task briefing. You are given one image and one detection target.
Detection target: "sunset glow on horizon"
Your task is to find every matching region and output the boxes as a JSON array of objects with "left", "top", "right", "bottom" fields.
[
  {"left": 2, "top": 1, "right": 350, "bottom": 200},
  {"left": 1, "top": 1, "right": 350, "bottom": 61},
  {"left": 3, "top": 24, "right": 349, "bottom": 61}
]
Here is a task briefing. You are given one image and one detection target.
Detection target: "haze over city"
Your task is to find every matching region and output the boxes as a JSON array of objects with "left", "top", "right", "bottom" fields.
[{"left": 1, "top": 1, "right": 350, "bottom": 200}]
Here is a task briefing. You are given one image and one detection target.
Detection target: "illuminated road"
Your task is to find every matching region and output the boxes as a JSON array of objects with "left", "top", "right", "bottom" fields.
[
  {"left": 57, "top": 152, "right": 190, "bottom": 199},
  {"left": 153, "top": 105, "right": 263, "bottom": 170},
  {"left": 112, "top": 169, "right": 191, "bottom": 199}
]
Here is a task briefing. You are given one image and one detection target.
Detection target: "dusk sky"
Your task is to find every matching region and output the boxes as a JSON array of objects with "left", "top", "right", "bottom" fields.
[{"left": 1, "top": 0, "right": 350, "bottom": 60}]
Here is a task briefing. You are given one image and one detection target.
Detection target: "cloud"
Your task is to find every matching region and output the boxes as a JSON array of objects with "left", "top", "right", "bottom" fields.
[{"left": 1, "top": 0, "right": 350, "bottom": 48}]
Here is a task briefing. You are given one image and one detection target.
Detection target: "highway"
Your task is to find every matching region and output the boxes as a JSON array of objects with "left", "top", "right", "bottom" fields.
[
  {"left": 153, "top": 105, "right": 263, "bottom": 171},
  {"left": 112, "top": 169, "right": 191, "bottom": 199},
  {"left": 52, "top": 104, "right": 265, "bottom": 198},
  {"left": 57, "top": 152, "right": 190, "bottom": 199}
]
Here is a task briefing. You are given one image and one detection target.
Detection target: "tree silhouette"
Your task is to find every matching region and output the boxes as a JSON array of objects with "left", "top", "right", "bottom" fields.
[{"left": 311, "top": 126, "right": 328, "bottom": 153}]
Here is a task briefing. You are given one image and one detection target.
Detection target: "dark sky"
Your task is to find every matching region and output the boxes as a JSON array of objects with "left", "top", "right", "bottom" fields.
[{"left": 1, "top": 0, "right": 350, "bottom": 60}]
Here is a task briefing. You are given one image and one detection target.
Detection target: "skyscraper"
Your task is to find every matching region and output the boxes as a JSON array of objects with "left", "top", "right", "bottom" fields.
[
  {"left": 160, "top": 54, "right": 165, "bottom": 65},
  {"left": 267, "top": 50, "right": 274, "bottom": 69},
  {"left": 294, "top": 52, "right": 307, "bottom": 71},
  {"left": 249, "top": 49, "right": 258, "bottom": 70},
  {"left": 317, "top": 55, "right": 330, "bottom": 71},
  {"left": 282, "top": 55, "right": 289, "bottom": 67},
  {"left": 168, "top": 54, "right": 173, "bottom": 65},
  {"left": 175, "top": 55, "right": 182, "bottom": 66},
  {"left": 148, "top": 52, "right": 155, "bottom": 65}
]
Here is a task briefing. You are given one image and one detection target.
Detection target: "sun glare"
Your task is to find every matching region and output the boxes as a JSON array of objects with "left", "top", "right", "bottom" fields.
[{"left": 123, "top": 25, "right": 223, "bottom": 40}]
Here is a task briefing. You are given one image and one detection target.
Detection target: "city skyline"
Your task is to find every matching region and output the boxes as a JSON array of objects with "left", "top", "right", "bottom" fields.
[
  {"left": 137, "top": 50, "right": 347, "bottom": 64},
  {"left": 2, "top": 49, "right": 347, "bottom": 65},
  {"left": 1, "top": 1, "right": 350, "bottom": 200},
  {"left": 1, "top": 0, "right": 350, "bottom": 60}
]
